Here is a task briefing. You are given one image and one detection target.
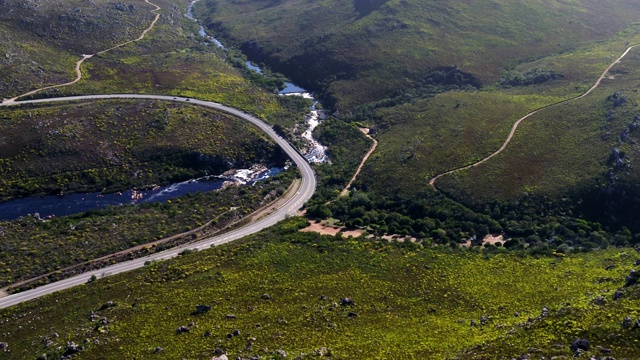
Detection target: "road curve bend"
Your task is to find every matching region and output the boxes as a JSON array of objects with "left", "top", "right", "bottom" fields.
[
  {"left": 429, "top": 43, "right": 640, "bottom": 190},
  {"left": 0, "top": 94, "right": 316, "bottom": 309}
]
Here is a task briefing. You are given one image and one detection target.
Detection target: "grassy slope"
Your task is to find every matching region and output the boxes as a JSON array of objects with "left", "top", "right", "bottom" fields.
[{"left": 2, "top": 218, "right": 640, "bottom": 359}]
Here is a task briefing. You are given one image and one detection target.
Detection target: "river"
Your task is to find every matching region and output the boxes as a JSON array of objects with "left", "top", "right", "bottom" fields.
[
  {"left": 186, "top": 1, "right": 329, "bottom": 163},
  {"left": 0, "top": 167, "right": 282, "bottom": 221}
]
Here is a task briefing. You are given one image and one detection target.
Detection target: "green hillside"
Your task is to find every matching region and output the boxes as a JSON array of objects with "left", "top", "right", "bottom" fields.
[
  {"left": 3, "top": 218, "right": 640, "bottom": 359},
  {"left": 196, "top": 0, "right": 640, "bottom": 108}
]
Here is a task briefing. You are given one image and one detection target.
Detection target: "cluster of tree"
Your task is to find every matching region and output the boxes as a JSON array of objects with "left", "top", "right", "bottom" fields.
[
  {"left": 498, "top": 68, "right": 563, "bottom": 87},
  {"left": 306, "top": 188, "right": 638, "bottom": 254}
]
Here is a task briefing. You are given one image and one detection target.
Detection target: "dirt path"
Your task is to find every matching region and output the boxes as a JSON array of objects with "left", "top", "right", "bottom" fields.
[
  {"left": 2, "top": 0, "right": 161, "bottom": 104},
  {"left": 429, "top": 43, "right": 640, "bottom": 190},
  {"left": 340, "top": 128, "right": 378, "bottom": 197}
]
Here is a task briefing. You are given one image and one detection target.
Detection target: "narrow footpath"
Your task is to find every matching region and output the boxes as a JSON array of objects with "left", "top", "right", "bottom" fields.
[{"left": 429, "top": 43, "right": 640, "bottom": 190}]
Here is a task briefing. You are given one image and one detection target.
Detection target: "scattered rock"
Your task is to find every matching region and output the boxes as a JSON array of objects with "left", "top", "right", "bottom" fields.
[
  {"left": 340, "top": 298, "right": 354, "bottom": 306},
  {"left": 176, "top": 326, "right": 190, "bottom": 334},
  {"left": 570, "top": 338, "right": 590, "bottom": 353},
  {"left": 153, "top": 347, "right": 164, "bottom": 354},
  {"left": 261, "top": 293, "right": 271, "bottom": 300},
  {"left": 541, "top": 307, "right": 549, "bottom": 317}
]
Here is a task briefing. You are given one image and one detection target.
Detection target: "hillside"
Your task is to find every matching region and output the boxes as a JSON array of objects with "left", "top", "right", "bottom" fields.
[
  {"left": 2, "top": 218, "right": 640, "bottom": 359},
  {"left": 196, "top": 0, "right": 640, "bottom": 108}
]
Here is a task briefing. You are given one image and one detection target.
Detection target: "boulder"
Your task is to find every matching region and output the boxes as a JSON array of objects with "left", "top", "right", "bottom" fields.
[
  {"left": 613, "top": 291, "right": 624, "bottom": 301},
  {"left": 340, "top": 298, "right": 354, "bottom": 306},
  {"left": 63, "top": 341, "right": 82, "bottom": 356},
  {"left": 625, "top": 270, "right": 639, "bottom": 287},
  {"left": 195, "top": 305, "right": 211, "bottom": 314},
  {"left": 570, "top": 338, "right": 590, "bottom": 353},
  {"left": 176, "top": 326, "right": 190, "bottom": 334}
]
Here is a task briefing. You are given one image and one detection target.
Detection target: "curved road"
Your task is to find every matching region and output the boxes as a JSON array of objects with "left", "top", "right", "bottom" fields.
[
  {"left": 0, "top": 94, "right": 316, "bottom": 309},
  {"left": 429, "top": 43, "right": 640, "bottom": 189}
]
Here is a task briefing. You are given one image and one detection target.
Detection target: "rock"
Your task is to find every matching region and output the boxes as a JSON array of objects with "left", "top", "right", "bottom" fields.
[
  {"left": 570, "top": 338, "right": 590, "bottom": 353},
  {"left": 214, "top": 348, "right": 224, "bottom": 356},
  {"left": 347, "top": 312, "right": 358, "bottom": 318},
  {"left": 319, "top": 295, "right": 328, "bottom": 300},
  {"left": 594, "top": 296, "right": 606, "bottom": 305},
  {"left": 176, "top": 326, "right": 190, "bottom": 334},
  {"left": 480, "top": 316, "right": 488, "bottom": 325},
  {"left": 599, "top": 347, "right": 613, "bottom": 354},
  {"left": 232, "top": 329, "right": 240, "bottom": 336},
  {"left": 98, "top": 301, "right": 117, "bottom": 311},
  {"left": 470, "top": 320, "right": 477, "bottom": 327},
  {"left": 204, "top": 330, "right": 212, "bottom": 337},
  {"left": 195, "top": 305, "right": 212, "bottom": 314},
  {"left": 625, "top": 270, "right": 639, "bottom": 287},
  {"left": 211, "top": 355, "right": 228, "bottom": 360},
  {"left": 261, "top": 293, "right": 271, "bottom": 300},
  {"left": 277, "top": 349, "right": 287, "bottom": 357},
  {"left": 514, "top": 312, "right": 519, "bottom": 317},
  {"left": 605, "top": 264, "right": 616, "bottom": 270},
  {"left": 622, "top": 316, "right": 633, "bottom": 328},
  {"left": 0, "top": 342, "right": 7, "bottom": 351},
  {"left": 63, "top": 341, "right": 82, "bottom": 356},
  {"left": 613, "top": 291, "right": 624, "bottom": 301},
  {"left": 541, "top": 307, "right": 549, "bottom": 317},
  {"left": 153, "top": 347, "right": 164, "bottom": 354},
  {"left": 226, "top": 314, "right": 237, "bottom": 320},
  {"left": 340, "top": 297, "right": 354, "bottom": 306}
]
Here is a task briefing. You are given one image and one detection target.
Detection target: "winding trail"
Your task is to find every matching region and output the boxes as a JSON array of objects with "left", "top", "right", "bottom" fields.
[
  {"left": 2, "top": 0, "right": 161, "bottom": 104},
  {"left": 428, "top": 43, "right": 640, "bottom": 190},
  {"left": 340, "top": 128, "right": 378, "bottom": 197}
]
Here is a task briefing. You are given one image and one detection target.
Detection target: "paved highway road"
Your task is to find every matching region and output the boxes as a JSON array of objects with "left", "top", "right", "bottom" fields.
[{"left": 0, "top": 94, "right": 316, "bottom": 309}]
